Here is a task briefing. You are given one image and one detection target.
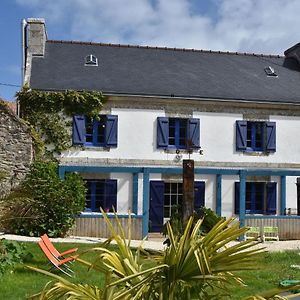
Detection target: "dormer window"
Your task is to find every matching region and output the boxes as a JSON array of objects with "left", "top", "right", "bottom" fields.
[
  {"left": 85, "top": 54, "right": 98, "bottom": 66},
  {"left": 264, "top": 66, "right": 277, "bottom": 77}
]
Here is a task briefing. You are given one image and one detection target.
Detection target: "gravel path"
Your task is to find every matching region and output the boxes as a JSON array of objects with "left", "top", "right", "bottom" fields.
[{"left": 2, "top": 233, "right": 300, "bottom": 252}]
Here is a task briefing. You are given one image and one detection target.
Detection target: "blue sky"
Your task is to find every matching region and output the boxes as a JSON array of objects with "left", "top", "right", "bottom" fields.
[{"left": 1, "top": 0, "right": 300, "bottom": 101}]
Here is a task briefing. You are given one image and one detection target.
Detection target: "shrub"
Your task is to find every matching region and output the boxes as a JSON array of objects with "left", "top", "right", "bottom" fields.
[
  {"left": 1, "top": 160, "right": 86, "bottom": 237},
  {"left": 0, "top": 239, "right": 32, "bottom": 276},
  {"left": 162, "top": 206, "right": 223, "bottom": 237}
]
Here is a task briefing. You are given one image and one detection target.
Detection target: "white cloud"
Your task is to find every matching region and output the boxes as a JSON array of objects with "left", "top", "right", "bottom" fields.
[{"left": 16, "top": 0, "right": 300, "bottom": 54}]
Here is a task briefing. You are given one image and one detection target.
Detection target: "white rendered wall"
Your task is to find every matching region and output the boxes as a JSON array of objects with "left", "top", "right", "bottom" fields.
[
  {"left": 286, "top": 176, "right": 298, "bottom": 212},
  {"left": 221, "top": 175, "right": 239, "bottom": 217},
  {"left": 61, "top": 107, "right": 300, "bottom": 217},
  {"left": 111, "top": 173, "right": 131, "bottom": 214},
  {"left": 62, "top": 108, "right": 300, "bottom": 166},
  {"left": 194, "top": 174, "right": 214, "bottom": 210}
]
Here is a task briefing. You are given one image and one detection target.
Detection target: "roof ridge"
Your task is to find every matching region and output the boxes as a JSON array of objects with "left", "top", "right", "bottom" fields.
[{"left": 47, "top": 39, "right": 283, "bottom": 58}]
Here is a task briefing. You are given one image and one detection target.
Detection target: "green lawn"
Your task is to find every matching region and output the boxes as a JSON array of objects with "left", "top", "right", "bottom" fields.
[
  {"left": 227, "top": 250, "right": 300, "bottom": 299},
  {"left": 1, "top": 241, "right": 300, "bottom": 299},
  {"left": 0, "top": 242, "right": 106, "bottom": 300}
]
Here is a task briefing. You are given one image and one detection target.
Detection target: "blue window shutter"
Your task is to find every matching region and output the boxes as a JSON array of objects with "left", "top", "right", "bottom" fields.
[
  {"left": 72, "top": 115, "right": 85, "bottom": 145},
  {"left": 194, "top": 181, "right": 205, "bottom": 211},
  {"left": 234, "top": 182, "right": 240, "bottom": 214},
  {"left": 188, "top": 118, "right": 200, "bottom": 148},
  {"left": 265, "top": 122, "right": 276, "bottom": 152},
  {"left": 266, "top": 182, "right": 277, "bottom": 215},
  {"left": 149, "top": 181, "right": 165, "bottom": 232},
  {"left": 105, "top": 179, "right": 117, "bottom": 212},
  {"left": 236, "top": 120, "right": 247, "bottom": 151},
  {"left": 157, "top": 117, "right": 169, "bottom": 148},
  {"left": 105, "top": 115, "right": 118, "bottom": 147}
]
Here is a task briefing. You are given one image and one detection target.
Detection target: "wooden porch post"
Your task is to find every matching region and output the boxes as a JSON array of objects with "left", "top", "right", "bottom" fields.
[{"left": 183, "top": 159, "right": 194, "bottom": 225}]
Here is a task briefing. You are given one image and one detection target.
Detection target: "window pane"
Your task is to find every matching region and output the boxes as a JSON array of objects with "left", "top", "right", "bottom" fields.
[
  {"left": 255, "top": 183, "right": 264, "bottom": 211},
  {"left": 169, "top": 137, "right": 175, "bottom": 145},
  {"left": 255, "top": 123, "right": 263, "bottom": 149},
  {"left": 85, "top": 181, "right": 92, "bottom": 209},
  {"left": 179, "top": 119, "right": 187, "bottom": 147},
  {"left": 164, "top": 194, "right": 170, "bottom": 206},
  {"left": 177, "top": 194, "right": 183, "bottom": 207},
  {"left": 86, "top": 119, "right": 93, "bottom": 134},
  {"left": 169, "top": 119, "right": 175, "bottom": 127},
  {"left": 97, "top": 122, "right": 105, "bottom": 144},
  {"left": 169, "top": 119, "right": 175, "bottom": 145},
  {"left": 164, "top": 206, "right": 170, "bottom": 218},
  {"left": 86, "top": 118, "right": 93, "bottom": 143},
  {"left": 171, "top": 183, "right": 177, "bottom": 193},
  {"left": 246, "top": 183, "right": 251, "bottom": 211},
  {"left": 178, "top": 183, "right": 182, "bottom": 194},
  {"left": 165, "top": 183, "right": 170, "bottom": 194},
  {"left": 171, "top": 194, "right": 177, "bottom": 205},
  {"left": 247, "top": 125, "right": 252, "bottom": 148}
]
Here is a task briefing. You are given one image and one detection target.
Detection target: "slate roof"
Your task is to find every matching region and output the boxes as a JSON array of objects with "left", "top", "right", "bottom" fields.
[{"left": 29, "top": 40, "right": 300, "bottom": 104}]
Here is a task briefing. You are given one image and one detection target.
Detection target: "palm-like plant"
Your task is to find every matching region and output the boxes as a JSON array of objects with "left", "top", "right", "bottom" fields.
[{"left": 28, "top": 211, "right": 300, "bottom": 299}]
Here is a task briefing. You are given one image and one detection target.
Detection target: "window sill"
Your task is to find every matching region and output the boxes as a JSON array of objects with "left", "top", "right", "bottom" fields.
[
  {"left": 164, "top": 148, "right": 199, "bottom": 153},
  {"left": 241, "top": 151, "right": 270, "bottom": 156},
  {"left": 83, "top": 146, "right": 110, "bottom": 152},
  {"left": 79, "top": 212, "right": 143, "bottom": 219}
]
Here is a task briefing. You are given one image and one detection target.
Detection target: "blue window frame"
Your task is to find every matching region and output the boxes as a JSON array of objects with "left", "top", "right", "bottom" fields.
[
  {"left": 85, "top": 117, "right": 106, "bottom": 146},
  {"left": 236, "top": 120, "right": 276, "bottom": 152},
  {"left": 85, "top": 179, "right": 117, "bottom": 212},
  {"left": 245, "top": 182, "right": 264, "bottom": 214},
  {"left": 73, "top": 115, "right": 118, "bottom": 147},
  {"left": 246, "top": 122, "right": 264, "bottom": 151},
  {"left": 168, "top": 118, "right": 188, "bottom": 149},
  {"left": 235, "top": 181, "right": 276, "bottom": 215},
  {"left": 157, "top": 117, "right": 200, "bottom": 149}
]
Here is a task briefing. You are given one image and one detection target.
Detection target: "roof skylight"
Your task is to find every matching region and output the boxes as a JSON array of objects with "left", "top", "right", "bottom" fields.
[
  {"left": 85, "top": 54, "right": 98, "bottom": 66},
  {"left": 264, "top": 66, "right": 277, "bottom": 77}
]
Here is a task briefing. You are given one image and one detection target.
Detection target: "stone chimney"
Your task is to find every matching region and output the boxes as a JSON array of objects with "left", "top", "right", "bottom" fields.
[
  {"left": 26, "top": 18, "right": 47, "bottom": 56},
  {"left": 284, "top": 42, "right": 300, "bottom": 64}
]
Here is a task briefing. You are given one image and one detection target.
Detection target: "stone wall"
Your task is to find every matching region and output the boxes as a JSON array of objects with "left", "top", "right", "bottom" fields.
[{"left": 0, "top": 102, "right": 33, "bottom": 196}]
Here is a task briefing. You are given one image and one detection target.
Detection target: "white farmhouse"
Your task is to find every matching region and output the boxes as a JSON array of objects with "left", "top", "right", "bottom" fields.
[{"left": 23, "top": 18, "right": 300, "bottom": 240}]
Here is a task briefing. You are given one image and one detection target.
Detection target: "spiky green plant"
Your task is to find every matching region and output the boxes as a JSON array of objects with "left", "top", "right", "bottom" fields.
[{"left": 28, "top": 212, "right": 300, "bottom": 299}]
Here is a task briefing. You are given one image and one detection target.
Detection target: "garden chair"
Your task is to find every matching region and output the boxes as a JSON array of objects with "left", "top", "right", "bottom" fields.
[
  {"left": 41, "top": 234, "right": 78, "bottom": 260},
  {"left": 245, "top": 226, "right": 260, "bottom": 241},
  {"left": 38, "top": 240, "right": 77, "bottom": 277},
  {"left": 262, "top": 226, "right": 279, "bottom": 242}
]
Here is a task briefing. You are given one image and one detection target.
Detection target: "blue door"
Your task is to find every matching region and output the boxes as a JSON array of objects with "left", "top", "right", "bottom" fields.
[{"left": 149, "top": 181, "right": 165, "bottom": 232}]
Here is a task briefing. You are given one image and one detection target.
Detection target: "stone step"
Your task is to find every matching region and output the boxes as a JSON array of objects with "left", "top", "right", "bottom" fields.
[{"left": 147, "top": 232, "right": 165, "bottom": 241}]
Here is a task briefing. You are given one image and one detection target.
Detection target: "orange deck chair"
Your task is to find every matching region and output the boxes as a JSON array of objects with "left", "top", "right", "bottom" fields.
[
  {"left": 38, "top": 240, "right": 77, "bottom": 277},
  {"left": 41, "top": 233, "right": 78, "bottom": 259}
]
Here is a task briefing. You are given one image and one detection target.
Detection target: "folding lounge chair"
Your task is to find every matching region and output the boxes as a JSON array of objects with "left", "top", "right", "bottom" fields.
[
  {"left": 262, "top": 226, "right": 279, "bottom": 242},
  {"left": 41, "top": 234, "right": 78, "bottom": 259},
  {"left": 38, "top": 240, "right": 77, "bottom": 277},
  {"left": 245, "top": 226, "right": 260, "bottom": 241}
]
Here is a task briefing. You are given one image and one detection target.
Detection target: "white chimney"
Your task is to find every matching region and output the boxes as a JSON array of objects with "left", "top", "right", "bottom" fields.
[{"left": 26, "top": 18, "right": 47, "bottom": 56}]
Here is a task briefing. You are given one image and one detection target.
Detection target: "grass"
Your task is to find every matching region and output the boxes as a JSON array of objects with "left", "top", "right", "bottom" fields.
[
  {"left": 1, "top": 241, "right": 300, "bottom": 299},
  {"left": 226, "top": 250, "right": 300, "bottom": 299},
  {"left": 0, "top": 242, "right": 106, "bottom": 300}
]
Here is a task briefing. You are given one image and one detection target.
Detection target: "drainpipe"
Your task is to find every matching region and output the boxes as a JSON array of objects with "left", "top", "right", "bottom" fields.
[{"left": 19, "top": 19, "right": 27, "bottom": 116}]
